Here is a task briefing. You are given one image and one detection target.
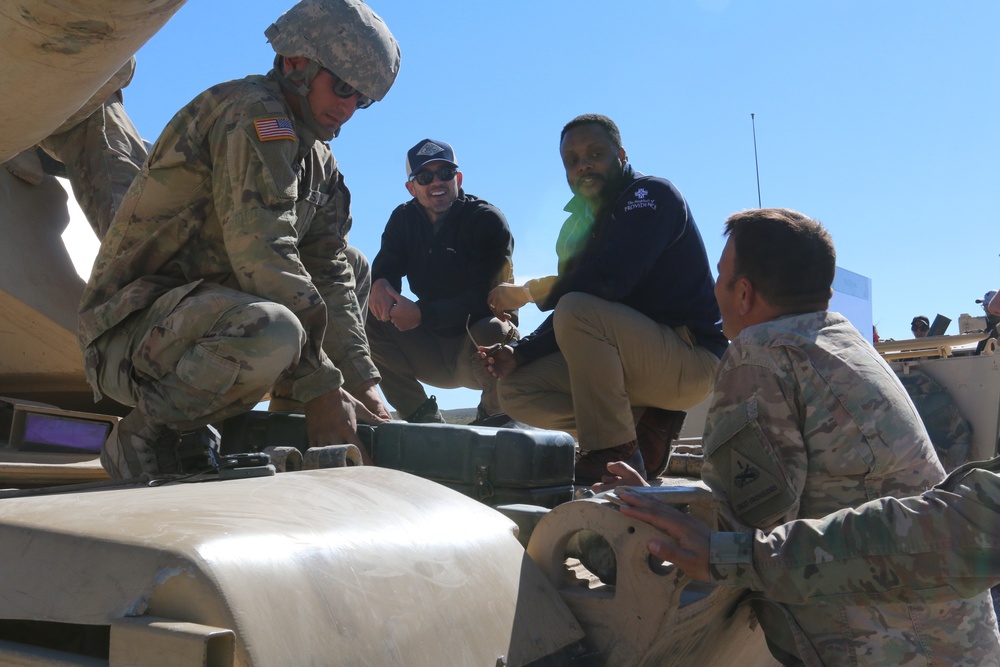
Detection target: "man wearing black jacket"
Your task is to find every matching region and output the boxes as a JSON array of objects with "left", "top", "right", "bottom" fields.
[
  {"left": 367, "top": 139, "right": 517, "bottom": 423},
  {"left": 483, "top": 115, "right": 725, "bottom": 483}
]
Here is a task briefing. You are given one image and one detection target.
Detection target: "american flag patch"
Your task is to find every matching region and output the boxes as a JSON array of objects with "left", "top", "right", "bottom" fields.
[{"left": 254, "top": 117, "right": 296, "bottom": 142}]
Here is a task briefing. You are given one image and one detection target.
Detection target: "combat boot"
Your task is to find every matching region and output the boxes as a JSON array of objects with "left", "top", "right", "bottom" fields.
[{"left": 101, "top": 410, "right": 219, "bottom": 480}]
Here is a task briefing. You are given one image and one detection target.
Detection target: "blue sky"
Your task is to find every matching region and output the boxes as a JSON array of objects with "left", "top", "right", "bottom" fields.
[{"left": 68, "top": 1, "right": 1000, "bottom": 411}]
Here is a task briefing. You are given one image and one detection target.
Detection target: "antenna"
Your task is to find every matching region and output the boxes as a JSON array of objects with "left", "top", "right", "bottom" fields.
[{"left": 751, "top": 113, "right": 762, "bottom": 208}]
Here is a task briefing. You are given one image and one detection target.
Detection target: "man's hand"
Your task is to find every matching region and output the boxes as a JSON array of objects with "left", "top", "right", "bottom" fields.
[
  {"left": 389, "top": 294, "right": 421, "bottom": 331},
  {"left": 352, "top": 379, "right": 392, "bottom": 421},
  {"left": 618, "top": 489, "right": 712, "bottom": 582},
  {"left": 369, "top": 278, "right": 398, "bottom": 322},
  {"left": 488, "top": 283, "right": 530, "bottom": 321},
  {"left": 303, "top": 388, "right": 379, "bottom": 465},
  {"left": 591, "top": 460, "right": 651, "bottom": 493},
  {"left": 479, "top": 343, "right": 520, "bottom": 379}
]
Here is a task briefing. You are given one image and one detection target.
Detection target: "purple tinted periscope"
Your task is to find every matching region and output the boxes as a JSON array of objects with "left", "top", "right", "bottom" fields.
[{"left": 22, "top": 413, "right": 109, "bottom": 453}]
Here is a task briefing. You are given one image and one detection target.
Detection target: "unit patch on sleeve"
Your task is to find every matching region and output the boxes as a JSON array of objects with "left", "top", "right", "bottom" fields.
[{"left": 254, "top": 117, "right": 296, "bottom": 142}]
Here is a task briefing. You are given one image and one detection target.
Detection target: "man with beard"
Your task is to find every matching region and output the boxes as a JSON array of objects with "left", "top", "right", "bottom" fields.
[
  {"left": 78, "top": 0, "right": 399, "bottom": 478},
  {"left": 482, "top": 114, "right": 726, "bottom": 484},
  {"left": 615, "top": 208, "right": 1000, "bottom": 665}
]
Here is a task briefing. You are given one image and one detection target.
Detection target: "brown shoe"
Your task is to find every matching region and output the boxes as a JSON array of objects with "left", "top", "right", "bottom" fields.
[
  {"left": 636, "top": 408, "right": 686, "bottom": 478},
  {"left": 574, "top": 440, "right": 645, "bottom": 487}
]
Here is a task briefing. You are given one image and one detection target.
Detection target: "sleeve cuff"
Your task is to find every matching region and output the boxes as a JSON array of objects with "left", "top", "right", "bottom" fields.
[
  {"left": 289, "top": 360, "right": 344, "bottom": 404},
  {"left": 710, "top": 531, "right": 753, "bottom": 564},
  {"left": 708, "top": 531, "right": 761, "bottom": 589}
]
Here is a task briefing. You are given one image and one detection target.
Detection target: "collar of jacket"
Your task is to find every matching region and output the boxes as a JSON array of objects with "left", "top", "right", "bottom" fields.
[{"left": 561, "top": 163, "right": 639, "bottom": 218}]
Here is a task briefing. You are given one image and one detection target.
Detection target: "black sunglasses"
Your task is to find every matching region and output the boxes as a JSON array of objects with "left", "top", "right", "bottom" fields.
[
  {"left": 320, "top": 67, "right": 374, "bottom": 109},
  {"left": 410, "top": 166, "right": 458, "bottom": 186}
]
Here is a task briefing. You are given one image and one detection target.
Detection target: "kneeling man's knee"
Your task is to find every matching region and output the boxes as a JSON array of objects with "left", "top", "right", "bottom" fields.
[{"left": 232, "top": 302, "right": 306, "bottom": 378}]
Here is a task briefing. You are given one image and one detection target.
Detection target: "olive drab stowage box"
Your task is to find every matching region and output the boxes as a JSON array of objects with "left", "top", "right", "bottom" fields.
[
  {"left": 371, "top": 422, "right": 576, "bottom": 508},
  {"left": 219, "top": 410, "right": 374, "bottom": 455},
  {"left": 219, "top": 411, "right": 576, "bottom": 508}
]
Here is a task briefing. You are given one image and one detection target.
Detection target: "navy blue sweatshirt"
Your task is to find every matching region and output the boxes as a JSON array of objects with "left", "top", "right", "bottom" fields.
[{"left": 515, "top": 165, "right": 726, "bottom": 362}]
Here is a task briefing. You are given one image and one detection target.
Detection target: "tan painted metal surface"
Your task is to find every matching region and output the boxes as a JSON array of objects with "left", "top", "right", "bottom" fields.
[
  {"left": 891, "top": 351, "right": 1000, "bottom": 462},
  {"left": 0, "top": 467, "right": 583, "bottom": 666},
  {"left": 0, "top": 0, "right": 187, "bottom": 162},
  {"left": 0, "top": 168, "right": 94, "bottom": 408},
  {"left": 527, "top": 493, "right": 778, "bottom": 667}
]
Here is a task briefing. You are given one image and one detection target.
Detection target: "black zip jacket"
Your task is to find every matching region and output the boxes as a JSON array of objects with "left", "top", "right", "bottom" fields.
[{"left": 371, "top": 191, "right": 514, "bottom": 337}]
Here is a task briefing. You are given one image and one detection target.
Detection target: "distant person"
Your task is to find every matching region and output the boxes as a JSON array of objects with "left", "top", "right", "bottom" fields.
[
  {"left": 366, "top": 139, "right": 517, "bottom": 423},
  {"left": 78, "top": 0, "right": 400, "bottom": 479},
  {"left": 605, "top": 208, "right": 1000, "bottom": 665},
  {"left": 976, "top": 290, "right": 1000, "bottom": 355},
  {"left": 987, "top": 289, "right": 1000, "bottom": 317},
  {"left": 618, "top": 455, "right": 1000, "bottom": 607},
  {"left": 481, "top": 114, "right": 726, "bottom": 483},
  {"left": 911, "top": 314, "right": 930, "bottom": 338}
]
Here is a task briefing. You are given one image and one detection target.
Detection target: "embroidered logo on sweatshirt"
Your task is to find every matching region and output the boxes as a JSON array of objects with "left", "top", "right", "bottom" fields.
[{"left": 624, "top": 187, "right": 657, "bottom": 212}]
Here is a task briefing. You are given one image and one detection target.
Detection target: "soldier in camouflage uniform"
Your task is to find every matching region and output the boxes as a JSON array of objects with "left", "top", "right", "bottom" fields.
[
  {"left": 38, "top": 57, "right": 147, "bottom": 239},
  {"left": 78, "top": 0, "right": 400, "bottom": 478},
  {"left": 626, "top": 208, "right": 1000, "bottom": 666},
  {"left": 2, "top": 58, "right": 147, "bottom": 240}
]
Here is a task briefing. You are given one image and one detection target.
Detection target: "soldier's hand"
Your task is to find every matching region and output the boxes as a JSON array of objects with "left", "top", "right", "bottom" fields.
[
  {"left": 304, "top": 388, "right": 374, "bottom": 465},
  {"left": 352, "top": 379, "right": 391, "bottom": 422},
  {"left": 618, "top": 489, "right": 712, "bottom": 582}
]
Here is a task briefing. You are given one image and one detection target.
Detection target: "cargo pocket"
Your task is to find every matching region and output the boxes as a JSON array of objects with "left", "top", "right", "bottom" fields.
[
  {"left": 173, "top": 339, "right": 242, "bottom": 415},
  {"left": 704, "top": 397, "right": 798, "bottom": 528}
]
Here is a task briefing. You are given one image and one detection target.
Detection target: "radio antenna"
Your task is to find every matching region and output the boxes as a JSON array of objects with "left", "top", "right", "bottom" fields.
[{"left": 751, "top": 113, "right": 762, "bottom": 208}]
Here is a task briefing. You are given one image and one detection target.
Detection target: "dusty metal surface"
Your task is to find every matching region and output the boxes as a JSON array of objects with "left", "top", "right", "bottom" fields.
[
  {"left": 0, "top": 0, "right": 188, "bottom": 162},
  {"left": 0, "top": 466, "right": 583, "bottom": 666},
  {"left": 527, "top": 495, "right": 777, "bottom": 667}
]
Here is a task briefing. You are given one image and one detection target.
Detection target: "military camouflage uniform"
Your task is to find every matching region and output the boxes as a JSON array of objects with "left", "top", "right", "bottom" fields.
[
  {"left": 701, "top": 311, "right": 1000, "bottom": 666},
  {"left": 39, "top": 58, "right": 147, "bottom": 239},
  {"left": 78, "top": 71, "right": 377, "bottom": 429},
  {"left": 709, "top": 456, "right": 1000, "bottom": 607}
]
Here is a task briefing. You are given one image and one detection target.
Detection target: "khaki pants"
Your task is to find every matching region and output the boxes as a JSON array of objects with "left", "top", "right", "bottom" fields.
[
  {"left": 367, "top": 313, "right": 516, "bottom": 417},
  {"left": 498, "top": 292, "right": 718, "bottom": 450}
]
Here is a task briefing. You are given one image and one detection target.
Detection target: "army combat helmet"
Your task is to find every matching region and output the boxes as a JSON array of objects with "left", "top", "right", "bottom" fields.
[{"left": 266, "top": 0, "right": 400, "bottom": 139}]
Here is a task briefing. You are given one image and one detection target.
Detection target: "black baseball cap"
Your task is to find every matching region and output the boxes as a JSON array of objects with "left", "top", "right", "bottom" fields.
[{"left": 406, "top": 139, "right": 458, "bottom": 178}]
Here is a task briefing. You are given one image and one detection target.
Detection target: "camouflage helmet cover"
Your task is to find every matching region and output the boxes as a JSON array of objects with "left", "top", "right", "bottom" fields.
[{"left": 265, "top": 0, "right": 400, "bottom": 102}]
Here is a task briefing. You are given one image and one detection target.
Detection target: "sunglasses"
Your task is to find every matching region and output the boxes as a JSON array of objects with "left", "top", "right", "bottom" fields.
[
  {"left": 321, "top": 67, "right": 374, "bottom": 109},
  {"left": 912, "top": 323, "right": 929, "bottom": 332},
  {"left": 410, "top": 166, "right": 458, "bottom": 186},
  {"left": 466, "top": 314, "right": 516, "bottom": 349}
]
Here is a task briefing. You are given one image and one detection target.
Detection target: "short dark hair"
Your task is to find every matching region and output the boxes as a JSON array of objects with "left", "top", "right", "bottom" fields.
[
  {"left": 724, "top": 208, "right": 836, "bottom": 311},
  {"left": 560, "top": 114, "right": 622, "bottom": 150}
]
